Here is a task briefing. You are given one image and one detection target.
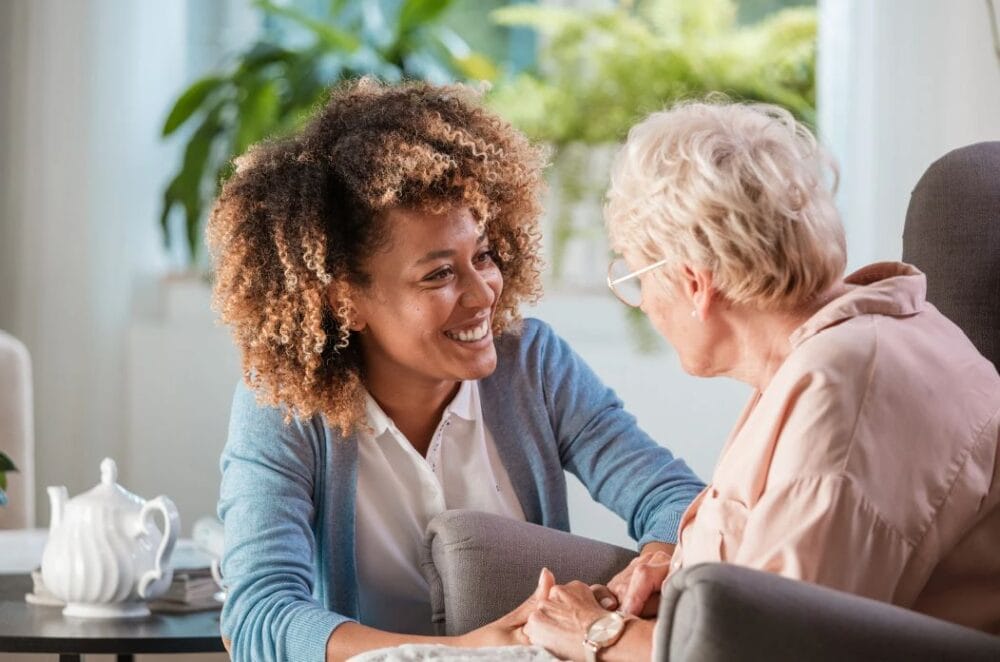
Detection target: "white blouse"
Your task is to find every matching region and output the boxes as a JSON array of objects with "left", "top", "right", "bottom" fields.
[{"left": 354, "top": 381, "right": 526, "bottom": 634}]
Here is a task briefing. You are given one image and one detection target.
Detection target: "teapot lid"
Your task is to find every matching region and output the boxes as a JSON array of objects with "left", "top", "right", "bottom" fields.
[{"left": 72, "top": 458, "right": 144, "bottom": 510}]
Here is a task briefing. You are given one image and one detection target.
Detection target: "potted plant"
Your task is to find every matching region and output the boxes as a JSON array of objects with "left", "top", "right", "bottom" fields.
[{"left": 0, "top": 452, "right": 17, "bottom": 507}]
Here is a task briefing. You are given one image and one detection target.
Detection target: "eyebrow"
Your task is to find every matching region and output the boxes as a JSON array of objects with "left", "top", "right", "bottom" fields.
[{"left": 413, "top": 233, "right": 489, "bottom": 266}]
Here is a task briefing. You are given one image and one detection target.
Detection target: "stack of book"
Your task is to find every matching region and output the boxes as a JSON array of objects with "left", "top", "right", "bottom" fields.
[
  {"left": 149, "top": 540, "right": 223, "bottom": 613},
  {"left": 26, "top": 540, "right": 223, "bottom": 613}
]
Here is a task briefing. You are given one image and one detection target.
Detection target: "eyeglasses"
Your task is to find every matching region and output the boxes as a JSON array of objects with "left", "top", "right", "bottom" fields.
[{"left": 606, "top": 257, "right": 669, "bottom": 307}]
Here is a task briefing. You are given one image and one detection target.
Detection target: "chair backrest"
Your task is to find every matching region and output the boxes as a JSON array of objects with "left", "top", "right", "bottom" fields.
[
  {"left": 0, "top": 330, "right": 35, "bottom": 528},
  {"left": 655, "top": 563, "right": 1000, "bottom": 662},
  {"left": 902, "top": 142, "right": 1000, "bottom": 370}
]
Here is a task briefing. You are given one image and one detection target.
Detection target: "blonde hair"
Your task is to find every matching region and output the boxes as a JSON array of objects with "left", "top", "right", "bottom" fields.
[{"left": 606, "top": 99, "right": 846, "bottom": 311}]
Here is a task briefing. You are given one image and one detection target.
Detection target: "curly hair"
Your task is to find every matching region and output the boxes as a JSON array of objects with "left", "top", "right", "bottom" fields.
[{"left": 207, "top": 78, "right": 547, "bottom": 434}]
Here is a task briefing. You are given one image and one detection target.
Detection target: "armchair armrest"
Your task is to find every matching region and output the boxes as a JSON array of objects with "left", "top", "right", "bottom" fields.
[
  {"left": 421, "top": 510, "right": 636, "bottom": 635},
  {"left": 655, "top": 563, "right": 1000, "bottom": 662}
]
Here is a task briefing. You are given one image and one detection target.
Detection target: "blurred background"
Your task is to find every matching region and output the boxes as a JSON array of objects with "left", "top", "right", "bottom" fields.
[{"left": 0, "top": 0, "right": 998, "bottom": 552}]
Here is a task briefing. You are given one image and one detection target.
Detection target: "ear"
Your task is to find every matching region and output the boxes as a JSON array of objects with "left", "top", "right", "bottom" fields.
[
  {"left": 679, "top": 265, "right": 716, "bottom": 321},
  {"left": 326, "top": 282, "right": 366, "bottom": 332}
]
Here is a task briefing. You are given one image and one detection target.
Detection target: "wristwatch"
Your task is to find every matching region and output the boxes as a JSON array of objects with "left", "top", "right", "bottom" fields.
[{"left": 583, "top": 611, "right": 632, "bottom": 662}]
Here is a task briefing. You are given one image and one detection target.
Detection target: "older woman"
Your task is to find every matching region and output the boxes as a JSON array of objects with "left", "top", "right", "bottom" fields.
[
  {"left": 209, "top": 79, "right": 704, "bottom": 662},
  {"left": 522, "top": 101, "right": 1000, "bottom": 660}
]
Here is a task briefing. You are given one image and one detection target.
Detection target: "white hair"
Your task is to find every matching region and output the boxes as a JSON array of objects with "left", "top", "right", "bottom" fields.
[{"left": 606, "top": 99, "right": 846, "bottom": 311}]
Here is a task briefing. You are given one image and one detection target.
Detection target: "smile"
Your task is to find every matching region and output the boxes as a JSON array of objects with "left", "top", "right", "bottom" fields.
[{"left": 444, "top": 319, "right": 491, "bottom": 343}]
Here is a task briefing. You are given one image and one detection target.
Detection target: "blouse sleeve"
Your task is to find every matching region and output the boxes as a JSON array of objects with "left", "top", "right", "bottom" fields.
[
  {"left": 218, "top": 381, "right": 350, "bottom": 662},
  {"left": 733, "top": 473, "right": 913, "bottom": 602},
  {"left": 536, "top": 322, "right": 706, "bottom": 546}
]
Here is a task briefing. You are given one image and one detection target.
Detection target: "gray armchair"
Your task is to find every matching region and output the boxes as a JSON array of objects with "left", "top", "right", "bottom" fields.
[
  {"left": 423, "top": 510, "right": 1000, "bottom": 661},
  {"left": 420, "top": 143, "right": 1000, "bottom": 660}
]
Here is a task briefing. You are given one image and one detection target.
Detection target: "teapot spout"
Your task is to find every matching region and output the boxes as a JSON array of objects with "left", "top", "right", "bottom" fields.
[{"left": 47, "top": 486, "right": 68, "bottom": 531}]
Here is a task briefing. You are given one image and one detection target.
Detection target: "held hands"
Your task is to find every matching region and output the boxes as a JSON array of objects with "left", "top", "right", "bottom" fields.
[
  {"left": 459, "top": 565, "right": 555, "bottom": 647},
  {"left": 594, "top": 546, "right": 673, "bottom": 617},
  {"left": 522, "top": 571, "right": 608, "bottom": 662}
]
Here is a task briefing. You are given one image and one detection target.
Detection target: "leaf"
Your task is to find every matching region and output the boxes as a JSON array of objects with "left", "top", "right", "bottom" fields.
[
  {"left": 162, "top": 76, "right": 225, "bottom": 136},
  {"left": 0, "top": 474, "right": 5, "bottom": 492},
  {"left": 0, "top": 452, "right": 17, "bottom": 473},
  {"left": 255, "top": 0, "right": 360, "bottom": 51},
  {"left": 453, "top": 52, "right": 499, "bottom": 82},
  {"left": 235, "top": 79, "right": 281, "bottom": 153},
  {"left": 398, "top": 0, "right": 453, "bottom": 36},
  {"left": 160, "top": 107, "right": 224, "bottom": 259}
]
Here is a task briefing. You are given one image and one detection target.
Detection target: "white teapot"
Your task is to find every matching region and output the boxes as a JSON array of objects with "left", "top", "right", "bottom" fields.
[{"left": 41, "top": 457, "right": 179, "bottom": 619}]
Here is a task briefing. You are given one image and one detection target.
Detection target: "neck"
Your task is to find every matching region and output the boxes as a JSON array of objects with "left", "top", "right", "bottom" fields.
[
  {"left": 364, "top": 365, "right": 460, "bottom": 456},
  {"left": 718, "top": 285, "right": 846, "bottom": 392}
]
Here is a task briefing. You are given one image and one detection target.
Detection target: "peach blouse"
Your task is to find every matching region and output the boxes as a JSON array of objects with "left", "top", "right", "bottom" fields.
[{"left": 671, "top": 262, "right": 1000, "bottom": 633}]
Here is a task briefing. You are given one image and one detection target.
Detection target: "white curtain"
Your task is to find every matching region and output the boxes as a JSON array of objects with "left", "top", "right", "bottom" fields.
[{"left": 818, "top": 0, "right": 1000, "bottom": 269}]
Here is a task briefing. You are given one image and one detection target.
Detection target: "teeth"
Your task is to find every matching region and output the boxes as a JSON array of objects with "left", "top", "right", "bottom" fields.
[{"left": 446, "top": 320, "right": 490, "bottom": 343}]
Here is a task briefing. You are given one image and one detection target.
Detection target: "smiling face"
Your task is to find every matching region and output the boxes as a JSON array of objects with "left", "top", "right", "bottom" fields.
[{"left": 348, "top": 206, "right": 503, "bottom": 397}]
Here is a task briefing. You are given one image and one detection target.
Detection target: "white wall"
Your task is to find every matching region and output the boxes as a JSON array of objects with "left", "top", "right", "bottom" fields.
[
  {"left": 0, "top": 0, "right": 253, "bottom": 529},
  {"left": 818, "top": 0, "right": 1000, "bottom": 269}
]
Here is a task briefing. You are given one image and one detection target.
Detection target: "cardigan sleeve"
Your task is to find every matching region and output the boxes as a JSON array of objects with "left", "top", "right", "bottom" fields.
[
  {"left": 218, "top": 381, "right": 350, "bottom": 662},
  {"left": 535, "top": 321, "right": 706, "bottom": 545}
]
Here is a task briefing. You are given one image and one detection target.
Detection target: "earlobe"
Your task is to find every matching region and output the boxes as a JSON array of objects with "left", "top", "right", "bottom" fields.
[{"left": 682, "top": 265, "right": 715, "bottom": 321}]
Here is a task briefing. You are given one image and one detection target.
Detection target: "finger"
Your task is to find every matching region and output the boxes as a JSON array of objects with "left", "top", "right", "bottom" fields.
[
  {"left": 534, "top": 567, "right": 555, "bottom": 601},
  {"left": 590, "top": 584, "right": 618, "bottom": 611},
  {"left": 639, "top": 591, "right": 662, "bottom": 619},
  {"left": 621, "top": 562, "right": 667, "bottom": 616}
]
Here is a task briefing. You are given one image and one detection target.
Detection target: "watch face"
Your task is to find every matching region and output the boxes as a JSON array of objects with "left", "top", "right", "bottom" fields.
[{"left": 587, "top": 612, "right": 625, "bottom": 645}]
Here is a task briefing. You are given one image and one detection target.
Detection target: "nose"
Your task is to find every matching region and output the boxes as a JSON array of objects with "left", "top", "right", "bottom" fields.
[{"left": 460, "top": 268, "right": 498, "bottom": 308}]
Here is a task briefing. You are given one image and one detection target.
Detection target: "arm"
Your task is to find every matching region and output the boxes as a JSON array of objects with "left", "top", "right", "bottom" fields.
[
  {"left": 538, "top": 325, "right": 706, "bottom": 547},
  {"left": 219, "top": 384, "right": 536, "bottom": 661},
  {"left": 733, "top": 473, "right": 911, "bottom": 601},
  {"left": 218, "top": 383, "right": 348, "bottom": 661}
]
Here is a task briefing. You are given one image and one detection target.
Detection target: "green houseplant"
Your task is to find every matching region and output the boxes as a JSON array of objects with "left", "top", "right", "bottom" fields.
[
  {"left": 0, "top": 452, "right": 17, "bottom": 507},
  {"left": 160, "top": 0, "right": 498, "bottom": 267},
  {"left": 488, "top": 0, "right": 816, "bottom": 275}
]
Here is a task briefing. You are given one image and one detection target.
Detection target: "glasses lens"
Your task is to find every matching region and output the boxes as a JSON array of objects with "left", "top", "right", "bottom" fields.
[{"left": 608, "top": 259, "right": 643, "bottom": 307}]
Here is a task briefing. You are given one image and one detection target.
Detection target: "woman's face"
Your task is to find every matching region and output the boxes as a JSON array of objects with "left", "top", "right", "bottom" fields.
[{"left": 349, "top": 206, "right": 503, "bottom": 392}]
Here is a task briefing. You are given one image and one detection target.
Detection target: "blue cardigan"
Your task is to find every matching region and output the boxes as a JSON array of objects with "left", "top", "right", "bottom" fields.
[{"left": 218, "top": 318, "right": 704, "bottom": 661}]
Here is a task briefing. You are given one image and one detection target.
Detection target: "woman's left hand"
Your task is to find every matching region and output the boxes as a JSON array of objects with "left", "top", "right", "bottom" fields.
[
  {"left": 460, "top": 567, "right": 555, "bottom": 648},
  {"left": 522, "top": 581, "right": 607, "bottom": 662}
]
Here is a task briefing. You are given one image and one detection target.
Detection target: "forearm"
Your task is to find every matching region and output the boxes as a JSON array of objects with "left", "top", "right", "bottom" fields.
[
  {"left": 326, "top": 621, "right": 509, "bottom": 661},
  {"left": 603, "top": 618, "right": 655, "bottom": 662},
  {"left": 326, "top": 622, "right": 461, "bottom": 661}
]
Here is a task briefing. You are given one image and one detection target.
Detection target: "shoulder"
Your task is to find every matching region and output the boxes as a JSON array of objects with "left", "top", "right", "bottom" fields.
[
  {"left": 491, "top": 317, "right": 561, "bottom": 373},
  {"left": 762, "top": 318, "right": 878, "bottom": 479},
  {"left": 225, "top": 379, "right": 331, "bottom": 456}
]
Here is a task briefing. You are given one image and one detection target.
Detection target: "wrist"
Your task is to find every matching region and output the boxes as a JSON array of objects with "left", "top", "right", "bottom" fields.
[
  {"left": 597, "top": 618, "right": 653, "bottom": 662},
  {"left": 638, "top": 541, "right": 675, "bottom": 559}
]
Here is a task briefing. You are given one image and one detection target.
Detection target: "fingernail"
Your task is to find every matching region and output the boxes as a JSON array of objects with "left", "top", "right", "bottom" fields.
[{"left": 600, "top": 598, "right": 615, "bottom": 609}]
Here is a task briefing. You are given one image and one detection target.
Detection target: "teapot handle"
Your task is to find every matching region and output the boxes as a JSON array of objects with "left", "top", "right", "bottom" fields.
[{"left": 135, "top": 495, "right": 180, "bottom": 599}]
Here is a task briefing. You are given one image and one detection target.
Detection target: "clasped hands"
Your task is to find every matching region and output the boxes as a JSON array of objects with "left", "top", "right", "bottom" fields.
[{"left": 465, "top": 547, "right": 672, "bottom": 661}]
